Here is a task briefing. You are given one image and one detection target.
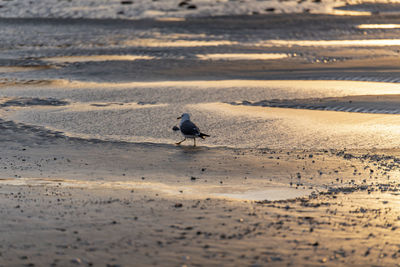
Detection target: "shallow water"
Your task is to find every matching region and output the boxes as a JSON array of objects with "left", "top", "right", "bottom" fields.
[
  {"left": 2, "top": 79, "right": 400, "bottom": 149},
  {"left": 1, "top": 15, "right": 400, "bottom": 150}
]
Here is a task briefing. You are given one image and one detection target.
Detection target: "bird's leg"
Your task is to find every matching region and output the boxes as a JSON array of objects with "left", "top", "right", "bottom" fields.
[
  {"left": 193, "top": 138, "right": 196, "bottom": 147},
  {"left": 176, "top": 138, "right": 186, "bottom": 145}
]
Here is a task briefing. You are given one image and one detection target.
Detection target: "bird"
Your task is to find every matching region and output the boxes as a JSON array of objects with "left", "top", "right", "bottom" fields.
[{"left": 175, "top": 113, "right": 210, "bottom": 147}]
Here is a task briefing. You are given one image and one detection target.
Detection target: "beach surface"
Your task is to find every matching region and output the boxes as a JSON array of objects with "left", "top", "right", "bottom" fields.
[
  {"left": 2, "top": 118, "right": 400, "bottom": 266},
  {"left": 2, "top": 9, "right": 400, "bottom": 266}
]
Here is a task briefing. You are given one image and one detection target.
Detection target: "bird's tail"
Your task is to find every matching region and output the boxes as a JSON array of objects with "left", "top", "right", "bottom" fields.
[{"left": 199, "top": 132, "right": 210, "bottom": 139}]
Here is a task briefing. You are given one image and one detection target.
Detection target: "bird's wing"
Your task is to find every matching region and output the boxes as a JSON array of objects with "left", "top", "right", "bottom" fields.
[{"left": 180, "top": 120, "right": 200, "bottom": 136}]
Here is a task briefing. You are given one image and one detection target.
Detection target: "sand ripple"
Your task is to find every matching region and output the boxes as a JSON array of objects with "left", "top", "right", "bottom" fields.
[{"left": 232, "top": 95, "right": 400, "bottom": 114}]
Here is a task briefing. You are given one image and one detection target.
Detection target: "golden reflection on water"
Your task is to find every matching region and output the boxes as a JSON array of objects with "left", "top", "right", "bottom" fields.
[
  {"left": 0, "top": 178, "right": 306, "bottom": 201},
  {"left": 357, "top": 24, "right": 400, "bottom": 29},
  {"left": 42, "top": 79, "right": 400, "bottom": 96},
  {"left": 0, "top": 66, "right": 49, "bottom": 73},
  {"left": 215, "top": 187, "right": 313, "bottom": 201},
  {"left": 329, "top": 9, "right": 371, "bottom": 16},
  {"left": 43, "top": 55, "right": 154, "bottom": 63},
  {"left": 197, "top": 53, "right": 288, "bottom": 60},
  {"left": 123, "top": 38, "right": 236, "bottom": 47},
  {"left": 261, "top": 39, "right": 400, "bottom": 47},
  {"left": 155, "top": 17, "right": 185, "bottom": 22}
]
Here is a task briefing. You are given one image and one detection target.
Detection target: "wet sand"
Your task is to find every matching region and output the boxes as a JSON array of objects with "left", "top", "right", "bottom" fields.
[
  {"left": 2, "top": 13, "right": 400, "bottom": 266},
  {"left": 2, "top": 118, "right": 400, "bottom": 266},
  {"left": 4, "top": 183, "right": 400, "bottom": 266}
]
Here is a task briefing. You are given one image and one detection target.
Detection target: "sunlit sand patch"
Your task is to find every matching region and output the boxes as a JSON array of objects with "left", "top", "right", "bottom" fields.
[
  {"left": 65, "top": 102, "right": 168, "bottom": 112},
  {"left": 234, "top": 95, "right": 400, "bottom": 114},
  {"left": 123, "top": 38, "right": 236, "bottom": 47},
  {"left": 197, "top": 53, "right": 288, "bottom": 60},
  {"left": 357, "top": 24, "right": 400, "bottom": 29},
  {"left": 1, "top": 101, "right": 167, "bottom": 112},
  {"left": 193, "top": 102, "right": 400, "bottom": 127},
  {"left": 0, "top": 178, "right": 312, "bottom": 201},
  {"left": 189, "top": 102, "right": 400, "bottom": 149},
  {"left": 260, "top": 39, "right": 400, "bottom": 47},
  {"left": 0, "top": 66, "right": 49, "bottom": 73},
  {"left": 43, "top": 55, "right": 154, "bottom": 63}
]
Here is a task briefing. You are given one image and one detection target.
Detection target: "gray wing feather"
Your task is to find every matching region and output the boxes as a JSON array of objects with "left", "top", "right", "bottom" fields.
[{"left": 180, "top": 120, "right": 200, "bottom": 136}]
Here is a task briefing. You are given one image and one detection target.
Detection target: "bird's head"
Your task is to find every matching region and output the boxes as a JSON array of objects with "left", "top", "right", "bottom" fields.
[{"left": 177, "top": 113, "right": 190, "bottom": 121}]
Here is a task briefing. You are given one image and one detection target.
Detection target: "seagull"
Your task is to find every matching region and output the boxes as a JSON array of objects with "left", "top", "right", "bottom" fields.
[{"left": 176, "top": 113, "right": 210, "bottom": 146}]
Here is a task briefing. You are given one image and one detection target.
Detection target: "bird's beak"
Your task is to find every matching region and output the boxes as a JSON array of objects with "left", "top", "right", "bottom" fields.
[{"left": 177, "top": 116, "right": 182, "bottom": 119}]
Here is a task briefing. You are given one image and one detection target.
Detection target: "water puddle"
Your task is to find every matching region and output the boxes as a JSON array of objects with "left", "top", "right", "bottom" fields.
[
  {"left": 0, "top": 178, "right": 311, "bottom": 201},
  {"left": 357, "top": 24, "right": 400, "bottom": 29},
  {"left": 5, "top": 79, "right": 400, "bottom": 150},
  {"left": 197, "top": 53, "right": 288, "bottom": 61},
  {"left": 329, "top": 9, "right": 371, "bottom": 16},
  {"left": 0, "top": 66, "right": 49, "bottom": 73},
  {"left": 17, "top": 79, "right": 400, "bottom": 96},
  {"left": 43, "top": 55, "right": 154, "bottom": 63},
  {"left": 123, "top": 39, "right": 236, "bottom": 47},
  {"left": 0, "top": 97, "right": 68, "bottom": 107},
  {"left": 334, "top": 3, "right": 400, "bottom": 16},
  {"left": 260, "top": 39, "right": 400, "bottom": 47},
  {"left": 155, "top": 17, "right": 185, "bottom": 22},
  {"left": 214, "top": 187, "right": 313, "bottom": 201}
]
